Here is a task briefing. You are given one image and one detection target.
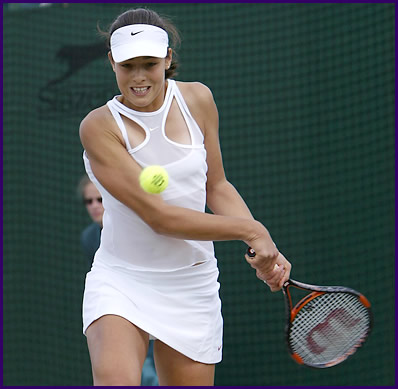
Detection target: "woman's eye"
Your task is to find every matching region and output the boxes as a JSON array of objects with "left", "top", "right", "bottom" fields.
[{"left": 120, "top": 62, "right": 157, "bottom": 69}]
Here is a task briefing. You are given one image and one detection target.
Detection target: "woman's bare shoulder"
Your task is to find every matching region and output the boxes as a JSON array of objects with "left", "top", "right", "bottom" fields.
[
  {"left": 175, "top": 81, "right": 217, "bottom": 133},
  {"left": 176, "top": 80, "right": 214, "bottom": 103},
  {"left": 79, "top": 104, "right": 124, "bottom": 148},
  {"left": 80, "top": 105, "right": 112, "bottom": 129}
]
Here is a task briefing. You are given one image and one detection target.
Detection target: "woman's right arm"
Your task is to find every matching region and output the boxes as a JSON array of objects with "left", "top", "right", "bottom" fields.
[{"left": 79, "top": 108, "right": 278, "bottom": 261}]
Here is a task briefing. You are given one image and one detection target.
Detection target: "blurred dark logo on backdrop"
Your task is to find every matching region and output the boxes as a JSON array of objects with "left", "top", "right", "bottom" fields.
[{"left": 38, "top": 42, "right": 118, "bottom": 119}]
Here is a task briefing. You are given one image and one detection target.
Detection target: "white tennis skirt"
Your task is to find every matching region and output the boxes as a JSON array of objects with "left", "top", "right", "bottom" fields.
[{"left": 82, "top": 258, "right": 223, "bottom": 364}]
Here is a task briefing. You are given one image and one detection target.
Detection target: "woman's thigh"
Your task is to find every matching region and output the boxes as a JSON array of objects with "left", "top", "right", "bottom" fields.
[
  {"left": 154, "top": 340, "right": 215, "bottom": 386},
  {"left": 86, "top": 314, "right": 149, "bottom": 386}
]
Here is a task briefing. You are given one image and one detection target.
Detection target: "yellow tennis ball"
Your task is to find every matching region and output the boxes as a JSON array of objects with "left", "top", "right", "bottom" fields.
[{"left": 139, "top": 165, "right": 169, "bottom": 194}]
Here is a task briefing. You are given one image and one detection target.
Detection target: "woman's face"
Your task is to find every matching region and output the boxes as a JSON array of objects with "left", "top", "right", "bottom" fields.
[
  {"left": 109, "top": 50, "right": 172, "bottom": 112},
  {"left": 83, "top": 182, "right": 104, "bottom": 226}
]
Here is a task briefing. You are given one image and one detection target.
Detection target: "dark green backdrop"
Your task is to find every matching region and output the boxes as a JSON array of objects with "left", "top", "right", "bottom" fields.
[{"left": 3, "top": 3, "right": 395, "bottom": 386}]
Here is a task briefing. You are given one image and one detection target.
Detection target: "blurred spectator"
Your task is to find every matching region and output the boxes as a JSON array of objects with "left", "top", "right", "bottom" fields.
[{"left": 77, "top": 174, "right": 104, "bottom": 268}]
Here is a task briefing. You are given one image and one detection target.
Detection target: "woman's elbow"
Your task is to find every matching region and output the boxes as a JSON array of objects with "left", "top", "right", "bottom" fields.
[
  {"left": 138, "top": 204, "right": 173, "bottom": 235},
  {"left": 147, "top": 217, "right": 168, "bottom": 235}
]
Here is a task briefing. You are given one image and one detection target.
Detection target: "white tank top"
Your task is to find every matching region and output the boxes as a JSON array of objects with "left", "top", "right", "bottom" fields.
[{"left": 83, "top": 80, "right": 216, "bottom": 271}]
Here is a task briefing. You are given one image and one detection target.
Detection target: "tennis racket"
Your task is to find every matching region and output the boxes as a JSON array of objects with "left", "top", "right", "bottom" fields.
[{"left": 247, "top": 247, "right": 373, "bottom": 368}]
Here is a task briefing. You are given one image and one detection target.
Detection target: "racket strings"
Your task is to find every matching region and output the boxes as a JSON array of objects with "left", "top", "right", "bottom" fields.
[{"left": 288, "top": 292, "right": 371, "bottom": 367}]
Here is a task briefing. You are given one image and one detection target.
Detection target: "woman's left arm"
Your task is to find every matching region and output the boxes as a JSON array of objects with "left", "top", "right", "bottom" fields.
[
  {"left": 195, "top": 84, "right": 254, "bottom": 219},
  {"left": 186, "top": 82, "right": 291, "bottom": 289}
]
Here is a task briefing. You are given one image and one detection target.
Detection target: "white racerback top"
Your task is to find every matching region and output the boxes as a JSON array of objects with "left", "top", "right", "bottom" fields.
[{"left": 83, "top": 80, "right": 216, "bottom": 271}]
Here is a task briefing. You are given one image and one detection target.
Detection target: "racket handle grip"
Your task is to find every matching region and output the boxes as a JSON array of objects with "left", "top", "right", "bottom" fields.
[
  {"left": 247, "top": 247, "right": 256, "bottom": 258},
  {"left": 247, "top": 247, "right": 269, "bottom": 285}
]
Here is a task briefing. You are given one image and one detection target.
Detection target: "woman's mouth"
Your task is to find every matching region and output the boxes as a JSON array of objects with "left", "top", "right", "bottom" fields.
[{"left": 131, "top": 86, "right": 150, "bottom": 96}]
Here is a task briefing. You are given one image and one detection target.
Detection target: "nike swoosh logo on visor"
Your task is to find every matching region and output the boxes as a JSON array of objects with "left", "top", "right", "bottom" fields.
[{"left": 131, "top": 31, "right": 143, "bottom": 36}]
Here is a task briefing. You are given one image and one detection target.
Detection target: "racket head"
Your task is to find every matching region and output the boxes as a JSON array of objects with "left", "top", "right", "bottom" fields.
[{"left": 283, "top": 279, "right": 373, "bottom": 368}]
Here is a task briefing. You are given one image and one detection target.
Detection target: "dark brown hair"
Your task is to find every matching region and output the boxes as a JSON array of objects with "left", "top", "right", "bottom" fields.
[{"left": 101, "top": 8, "right": 181, "bottom": 79}]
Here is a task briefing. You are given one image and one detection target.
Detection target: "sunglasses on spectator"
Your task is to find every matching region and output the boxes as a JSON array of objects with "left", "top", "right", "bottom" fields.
[{"left": 83, "top": 197, "right": 102, "bottom": 205}]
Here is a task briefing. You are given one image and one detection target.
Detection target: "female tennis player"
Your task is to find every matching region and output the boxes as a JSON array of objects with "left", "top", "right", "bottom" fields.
[{"left": 80, "top": 8, "right": 291, "bottom": 386}]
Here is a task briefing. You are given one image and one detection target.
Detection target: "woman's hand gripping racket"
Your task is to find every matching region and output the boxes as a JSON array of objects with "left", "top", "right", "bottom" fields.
[{"left": 247, "top": 247, "right": 373, "bottom": 368}]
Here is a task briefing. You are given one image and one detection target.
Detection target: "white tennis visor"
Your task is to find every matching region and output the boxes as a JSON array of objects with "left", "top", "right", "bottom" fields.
[{"left": 110, "top": 24, "right": 169, "bottom": 63}]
